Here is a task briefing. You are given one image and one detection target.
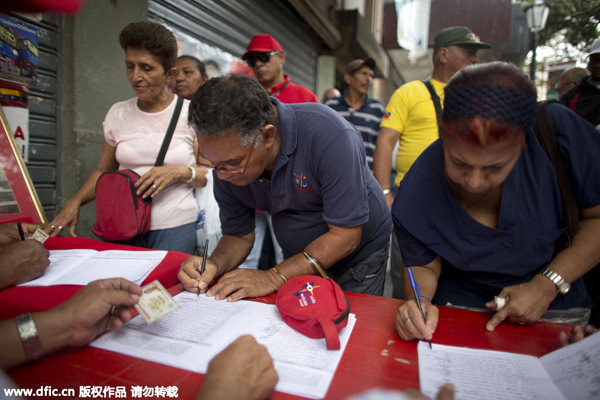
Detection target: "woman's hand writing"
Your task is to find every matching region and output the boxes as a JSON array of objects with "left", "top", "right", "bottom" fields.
[{"left": 395, "top": 298, "right": 438, "bottom": 341}]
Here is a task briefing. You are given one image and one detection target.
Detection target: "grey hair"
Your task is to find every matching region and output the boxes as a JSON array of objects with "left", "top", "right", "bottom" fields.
[{"left": 188, "top": 74, "right": 276, "bottom": 149}]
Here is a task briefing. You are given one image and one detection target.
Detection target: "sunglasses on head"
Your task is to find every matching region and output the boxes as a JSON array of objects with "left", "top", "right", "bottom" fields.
[{"left": 246, "top": 51, "right": 279, "bottom": 67}]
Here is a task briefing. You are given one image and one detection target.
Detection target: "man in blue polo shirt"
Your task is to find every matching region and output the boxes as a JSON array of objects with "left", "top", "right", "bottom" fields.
[
  {"left": 177, "top": 74, "right": 392, "bottom": 300},
  {"left": 325, "top": 58, "right": 385, "bottom": 172}
]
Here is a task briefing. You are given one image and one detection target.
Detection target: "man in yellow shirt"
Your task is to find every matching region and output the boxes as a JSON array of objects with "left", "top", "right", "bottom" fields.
[{"left": 373, "top": 26, "right": 491, "bottom": 299}]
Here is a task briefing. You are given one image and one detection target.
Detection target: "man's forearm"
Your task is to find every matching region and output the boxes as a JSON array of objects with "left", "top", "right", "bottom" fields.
[
  {"left": 373, "top": 143, "right": 393, "bottom": 190},
  {"left": 272, "top": 225, "right": 362, "bottom": 282},
  {"left": 373, "top": 128, "right": 400, "bottom": 190},
  {"left": 0, "top": 309, "right": 71, "bottom": 370}
]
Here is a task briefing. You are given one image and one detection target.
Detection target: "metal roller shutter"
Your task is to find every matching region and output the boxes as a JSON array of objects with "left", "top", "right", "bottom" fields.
[
  {"left": 18, "top": 13, "right": 60, "bottom": 221},
  {"left": 148, "top": 0, "right": 320, "bottom": 91}
]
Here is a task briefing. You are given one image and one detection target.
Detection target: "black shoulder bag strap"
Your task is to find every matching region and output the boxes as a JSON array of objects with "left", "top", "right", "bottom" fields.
[
  {"left": 423, "top": 80, "right": 443, "bottom": 134},
  {"left": 154, "top": 96, "right": 184, "bottom": 167},
  {"left": 532, "top": 100, "right": 579, "bottom": 254}
]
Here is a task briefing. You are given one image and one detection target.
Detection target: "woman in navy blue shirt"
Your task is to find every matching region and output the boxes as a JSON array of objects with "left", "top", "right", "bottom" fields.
[{"left": 393, "top": 62, "right": 600, "bottom": 342}]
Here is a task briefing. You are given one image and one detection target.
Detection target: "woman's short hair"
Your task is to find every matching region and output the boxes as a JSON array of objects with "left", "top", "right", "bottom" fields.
[
  {"left": 119, "top": 22, "right": 177, "bottom": 73},
  {"left": 188, "top": 74, "right": 276, "bottom": 148},
  {"left": 177, "top": 56, "right": 207, "bottom": 78},
  {"left": 441, "top": 62, "right": 538, "bottom": 146}
]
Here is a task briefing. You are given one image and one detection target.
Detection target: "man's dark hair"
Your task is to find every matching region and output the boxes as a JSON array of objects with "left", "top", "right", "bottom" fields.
[
  {"left": 178, "top": 55, "right": 207, "bottom": 77},
  {"left": 189, "top": 74, "right": 277, "bottom": 148},
  {"left": 119, "top": 22, "right": 177, "bottom": 73}
]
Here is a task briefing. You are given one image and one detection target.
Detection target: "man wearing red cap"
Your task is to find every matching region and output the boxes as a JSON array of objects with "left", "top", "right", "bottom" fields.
[{"left": 242, "top": 33, "right": 318, "bottom": 104}]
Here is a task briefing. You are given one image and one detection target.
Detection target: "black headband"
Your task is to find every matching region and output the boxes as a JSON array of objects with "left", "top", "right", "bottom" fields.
[{"left": 443, "top": 83, "right": 538, "bottom": 133}]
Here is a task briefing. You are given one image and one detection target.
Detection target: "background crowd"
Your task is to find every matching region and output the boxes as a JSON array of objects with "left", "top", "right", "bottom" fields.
[{"left": 1, "top": 8, "right": 599, "bottom": 400}]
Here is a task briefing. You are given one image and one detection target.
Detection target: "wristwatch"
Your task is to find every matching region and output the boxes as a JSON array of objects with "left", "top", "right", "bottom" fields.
[{"left": 540, "top": 268, "right": 571, "bottom": 295}]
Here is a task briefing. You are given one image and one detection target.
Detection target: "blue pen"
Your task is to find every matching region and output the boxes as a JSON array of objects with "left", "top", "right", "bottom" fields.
[{"left": 407, "top": 268, "right": 432, "bottom": 349}]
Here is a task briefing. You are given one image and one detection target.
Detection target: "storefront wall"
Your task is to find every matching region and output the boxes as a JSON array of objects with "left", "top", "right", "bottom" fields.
[{"left": 148, "top": 0, "right": 320, "bottom": 91}]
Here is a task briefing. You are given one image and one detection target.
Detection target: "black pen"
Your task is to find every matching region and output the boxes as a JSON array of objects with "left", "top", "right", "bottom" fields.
[
  {"left": 17, "top": 222, "right": 25, "bottom": 241},
  {"left": 198, "top": 239, "right": 209, "bottom": 297},
  {"left": 407, "top": 268, "right": 432, "bottom": 349}
]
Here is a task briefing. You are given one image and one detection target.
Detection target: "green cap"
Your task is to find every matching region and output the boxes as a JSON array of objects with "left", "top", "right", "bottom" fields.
[{"left": 433, "top": 26, "right": 492, "bottom": 55}]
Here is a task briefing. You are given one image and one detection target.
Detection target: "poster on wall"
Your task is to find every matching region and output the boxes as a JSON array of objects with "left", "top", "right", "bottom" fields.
[
  {"left": 0, "top": 79, "right": 29, "bottom": 161},
  {"left": 0, "top": 13, "right": 39, "bottom": 85},
  {"left": 0, "top": 105, "right": 45, "bottom": 224},
  {"left": 158, "top": 20, "right": 254, "bottom": 79}
]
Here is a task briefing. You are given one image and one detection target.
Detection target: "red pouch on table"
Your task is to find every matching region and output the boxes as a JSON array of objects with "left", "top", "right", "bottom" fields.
[{"left": 276, "top": 276, "right": 350, "bottom": 350}]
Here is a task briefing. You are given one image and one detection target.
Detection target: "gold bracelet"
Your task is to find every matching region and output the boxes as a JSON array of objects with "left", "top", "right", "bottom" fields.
[
  {"left": 271, "top": 267, "right": 287, "bottom": 283},
  {"left": 302, "top": 252, "right": 329, "bottom": 278}
]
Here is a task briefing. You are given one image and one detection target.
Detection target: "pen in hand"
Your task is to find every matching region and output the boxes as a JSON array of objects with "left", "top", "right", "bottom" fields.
[
  {"left": 198, "top": 239, "right": 209, "bottom": 297},
  {"left": 17, "top": 222, "right": 25, "bottom": 241},
  {"left": 407, "top": 267, "right": 432, "bottom": 349}
]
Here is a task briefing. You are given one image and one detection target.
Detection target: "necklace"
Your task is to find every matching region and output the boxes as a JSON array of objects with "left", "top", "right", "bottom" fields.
[{"left": 456, "top": 183, "right": 493, "bottom": 211}]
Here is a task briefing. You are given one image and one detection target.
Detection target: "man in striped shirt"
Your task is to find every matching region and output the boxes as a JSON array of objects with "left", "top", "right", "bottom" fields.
[{"left": 325, "top": 58, "right": 384, "bottom": 172}]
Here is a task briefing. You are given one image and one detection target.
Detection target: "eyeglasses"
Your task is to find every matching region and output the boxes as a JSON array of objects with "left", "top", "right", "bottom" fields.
[
  {"left": 197, "top": 135, "right": 258, "bottom": 175},
  {"left": 246, "top": 51, "right": 279, "bottom": 67}
]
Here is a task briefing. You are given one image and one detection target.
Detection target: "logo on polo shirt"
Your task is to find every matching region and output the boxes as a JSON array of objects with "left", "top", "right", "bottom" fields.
[
  {"left": 291, "top": 281, "right": 321, "bottom": 307},
  {"left": 294, "top": 172, "right": 314, "bottom": 191},
  {"left": 383, "top": 109, "right": 391, "bottom": 119}
]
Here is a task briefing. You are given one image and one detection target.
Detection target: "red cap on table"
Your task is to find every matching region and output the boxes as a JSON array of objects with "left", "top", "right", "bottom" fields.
[{"left": 276, "top": 276, "right": 350, "bottom": 350}]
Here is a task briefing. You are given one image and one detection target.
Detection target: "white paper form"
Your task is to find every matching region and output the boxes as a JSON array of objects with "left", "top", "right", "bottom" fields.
[
  {"left": 19, "top": 250, "right": 98, "bottom": 286},
  {"left": 92, "top": 293, "right": 261, "bottom": 372},
  {"left": 540, "top": 330, "right": 600, "bottom": 400},
  {"left": 418, "top": 342, "right": 564, "bottom": 400},
  {"left": 235, "top": 305, "right": 357, "bottom": 399},
  {"left": 91, "top": 291, "right": 356, "bottom": 399},
  {"left": 20, "top": 249, "right": 167, "bottom": 286}
]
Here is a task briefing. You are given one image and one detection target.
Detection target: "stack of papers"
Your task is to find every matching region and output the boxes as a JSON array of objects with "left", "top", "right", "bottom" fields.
[
  {"left": 20, "top": 249, "right": 167, "bottom": 286},
  {"left": 92, "top": 292, "right": 356, "bottom": 399},
  {"left": 418, "top": 330, "right": 600, "bottom": 400}
]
